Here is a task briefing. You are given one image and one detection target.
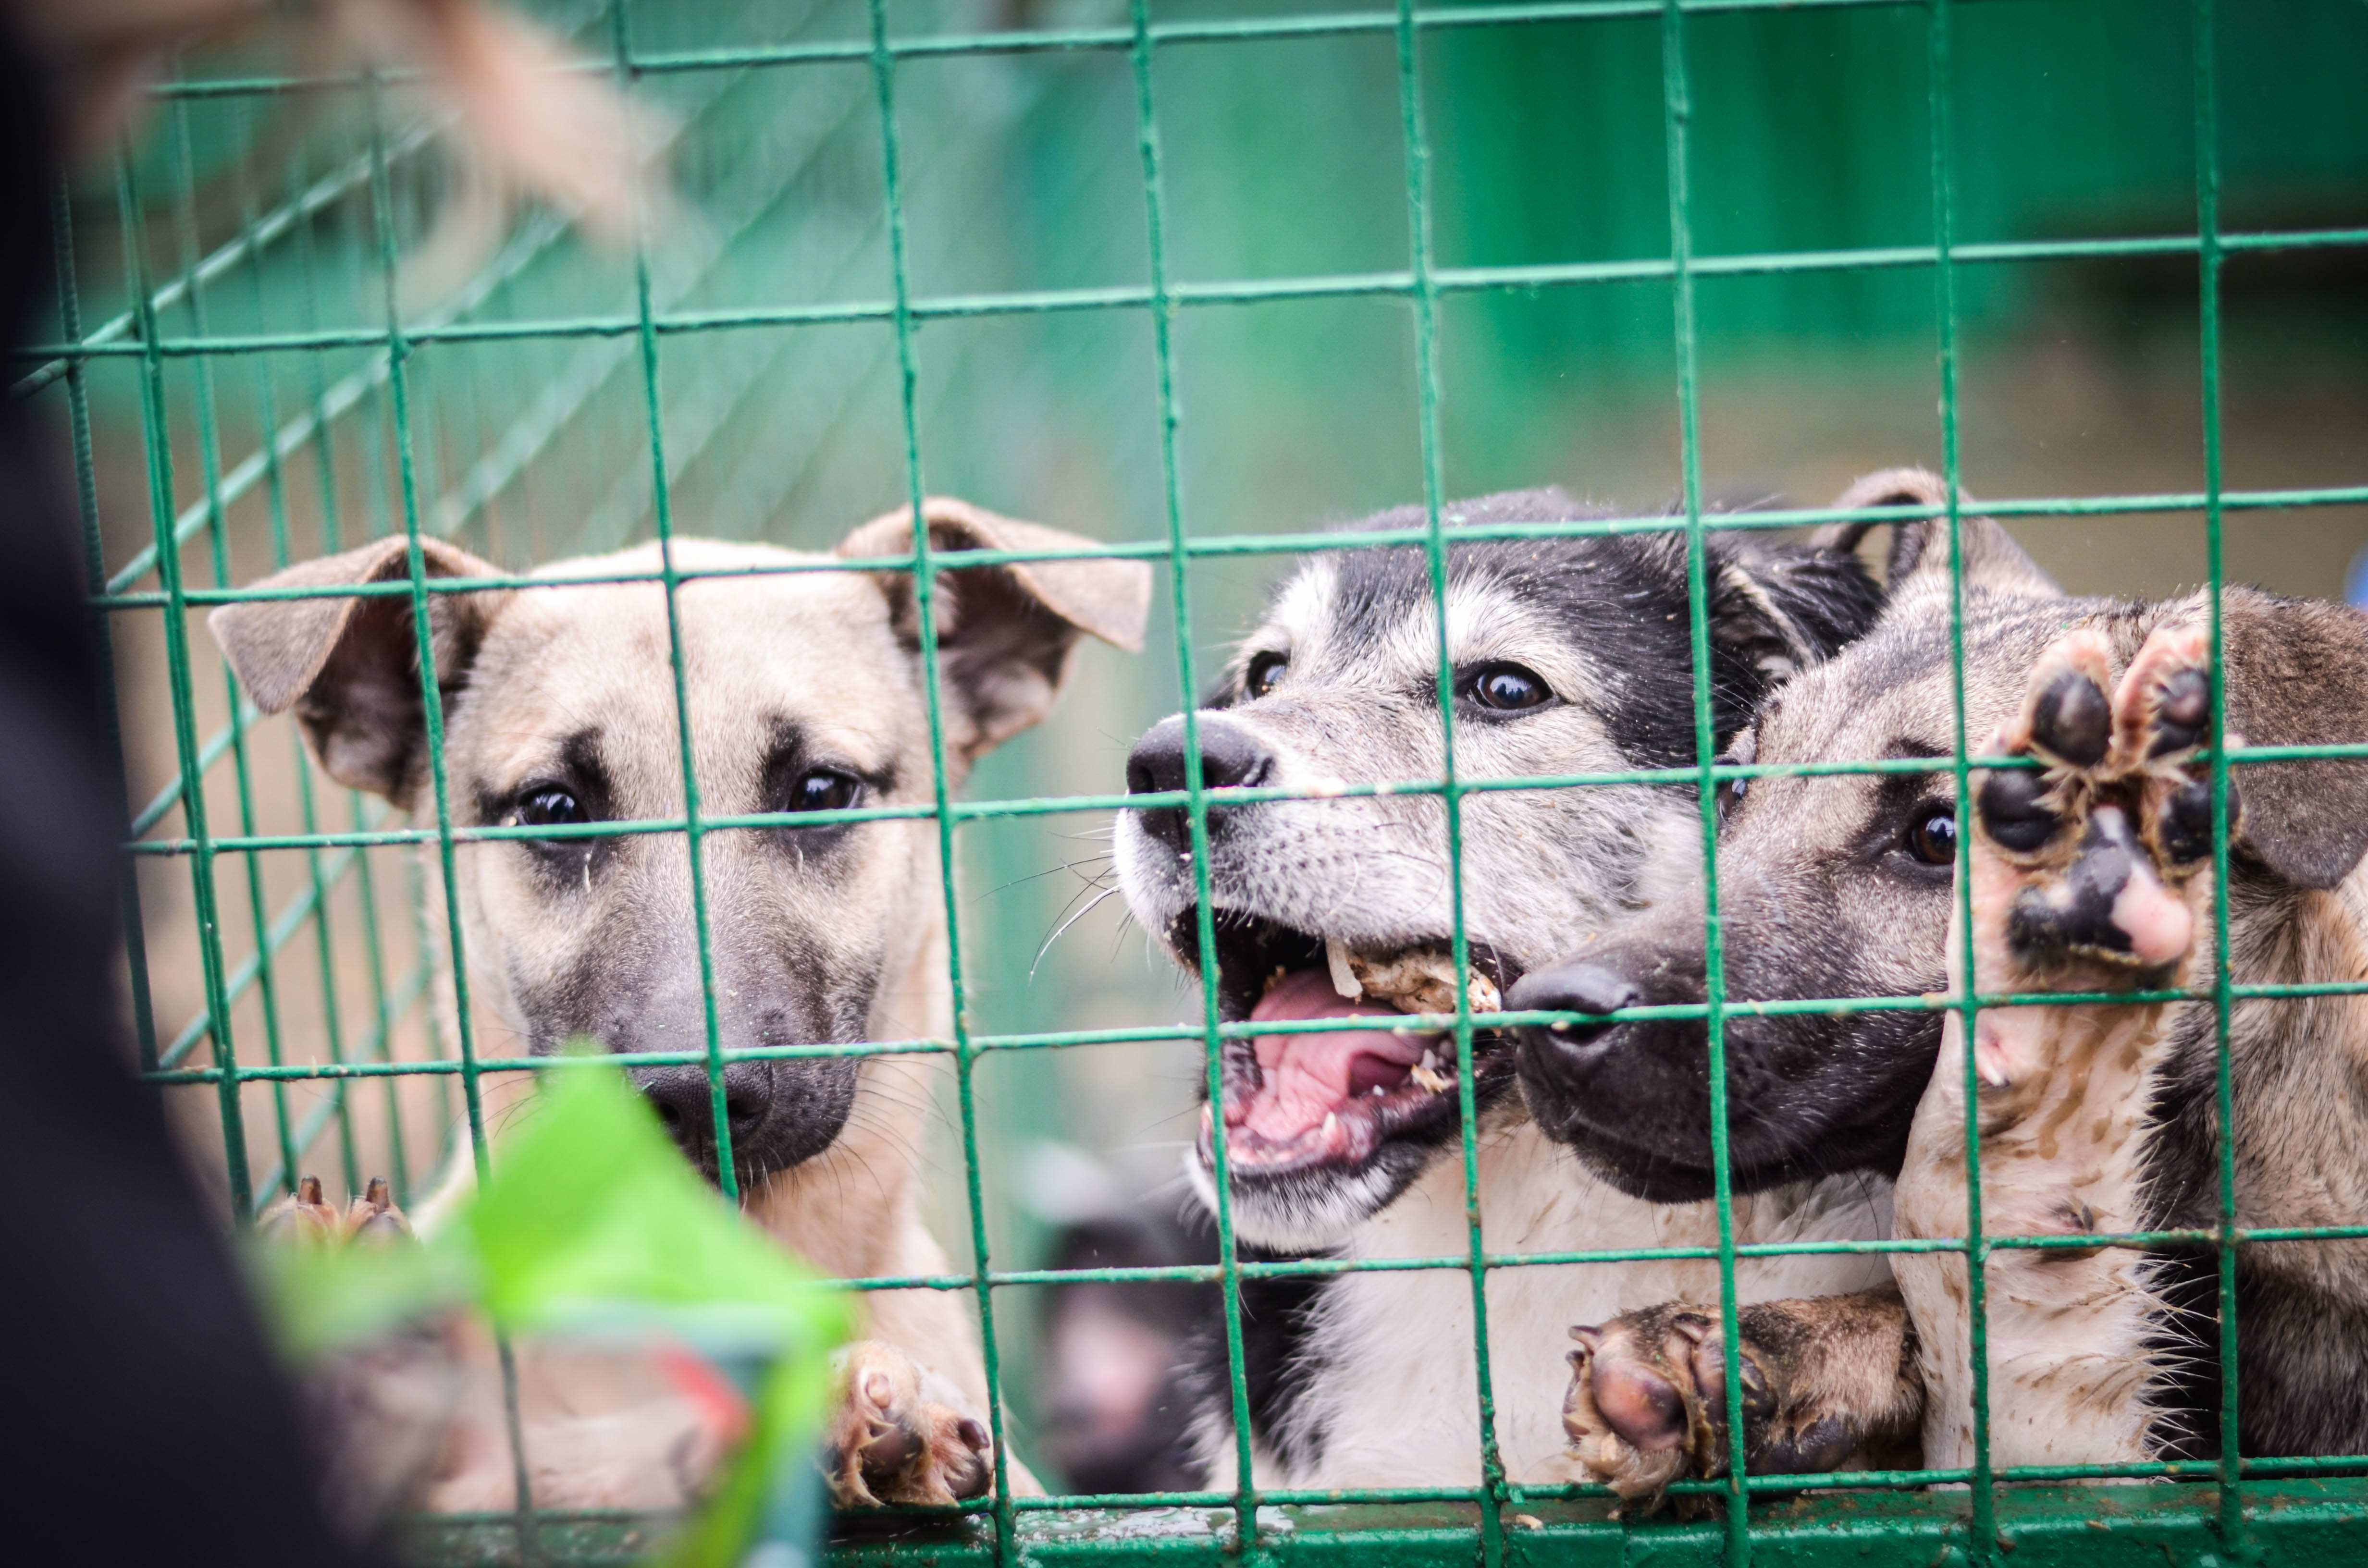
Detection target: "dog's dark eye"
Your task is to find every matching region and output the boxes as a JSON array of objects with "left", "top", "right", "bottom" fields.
[
  {"left": 1467, "top": 662, "right": 1552, "bottom": 712},
  {"left": 1713, "top": 756, "right": 1748, "bottom": 820},
  {"left": 1245, "top": 652, "right": 1288, "bottom": 700},
  {"left": 515, "top": 787, "right": 586, "bottom": 830},
  {"left": 1908, "top": 806, "right": 1958, "bottom": 867},
  {"left": 789, "top": 769, "right": 861, "bottom": 815}
]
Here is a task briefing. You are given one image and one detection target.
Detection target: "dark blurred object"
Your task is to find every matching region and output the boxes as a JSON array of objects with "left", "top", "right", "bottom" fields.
[
  {"left": 0, "top": 7, "right": 377, "bottom": 1565},
  {"left": 2044, "top": 202, "right": 2368, "bottom": 322},
  {"left": 1035, "top": 1208, "right": 1216, "bottom": 1496}
]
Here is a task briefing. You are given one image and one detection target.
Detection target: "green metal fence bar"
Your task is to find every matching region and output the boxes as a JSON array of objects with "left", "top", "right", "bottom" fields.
[
  {"left": 152, "top": 810, "right": 393, "bottom": 1070},
  {"left": 1929, "top": 0, "right": 1999, "bottom": 1555},
  {"left": 119, "top": 144, "right": 257, "bottom": 1220},
  {"left": 862, "top": 0, "right": 1024, "bottom": 1560},
  {"left": 102, "top": 212, "right": 573, "bottom": 600},
  {"left": 2193, "top": 0, "right": 2245, "bottom": 1554},
  {"left": 31, "top": 220, "right": 2368, "bottom": 368},
  {"left": 56, "top": 0, "right": 2368, "bottom": 1555},
  {"left": 10, "top": 122, "right": 442, "bottom": 400},
  {"left": 1396, "top": 0, "right": 1510, "bottom": 1546},
  {"left": 1123, "top": 0, "right": 1264, "bottom": 1547},
  {"left": 276, "top": 125, "right": 389, "bottom": 1198},
  {"left": 127, "top": 958, "right": 2368, "bottom": 1075},
  {"left": 89, "top": 470, "right": 2368, "bottom": 614},
  {"left": 363, "top": 71, "right": 493, "bottom": 1189},
  {"left": 607, "top": 0, "right": 741, "bottom": 1209},
  {"left": 170, "top": 92, "right": 306, "bottom": 1196},
  {"left": 126, "top": 732, "right": 2368, "bottom": 843},
  {"left": 88, "top": 0, "right": 2349, "bottom": 98},
  {"left": 52, "top": 181, "right": 164, "bottom": 1072},
  {"left": 1659, "top": 0, "right": 1755, "bottom": 1552}
]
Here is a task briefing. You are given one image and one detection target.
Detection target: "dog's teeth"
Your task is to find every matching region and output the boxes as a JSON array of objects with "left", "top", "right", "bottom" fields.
[
  {"left": 1321, "top": 1112, "right": 1340, "bottom": 1145},
  {"left": 1326, "top": 937, "right": 1362, "bottom": 1000}
]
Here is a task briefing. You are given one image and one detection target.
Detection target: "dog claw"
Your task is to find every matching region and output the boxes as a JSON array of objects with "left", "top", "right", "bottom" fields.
[
  {"left": 343, "top": 1176, "right": 413, "bottom": 1244},
  {"left": 1561, "top": 1303, "right": 1728, "bottom": 1507},
  {"left": 260, "top": 1175, "right": 345, "bottom": 1243},
  {"left": 824, "top": 1340, "right": 995, "bottom": 1509},
  {"left": 262, "top": 1175, "right": 412, "bottom": 1247}
]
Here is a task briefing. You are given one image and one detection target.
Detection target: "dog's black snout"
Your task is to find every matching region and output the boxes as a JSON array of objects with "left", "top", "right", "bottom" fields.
[
  {"left": 632, "top": 1063, "right": 773, "bottom": 1152},
  {"left": 1509, "top": 963, "right": 1640, "bottom": 1056},
  {"left": 1126, "top": 714, "right": 1274, "bottom": 850}
]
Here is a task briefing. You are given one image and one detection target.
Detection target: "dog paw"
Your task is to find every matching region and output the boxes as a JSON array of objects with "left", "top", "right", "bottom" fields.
[
  {"left": 1968, "top": 622, "right": 2221, "bottom": 1085},
  {"left": 1564, "top": 1303, "right": 1754, "bottom": 1509},
  {"left": 260, "top": 1174, "right": 414, "bottom": 1245},
  {"left": 823, "top": 1340, "right": 994, "bottom": 1509},
  {"left": 1564, "top": 1290, "right": 1921, "bottom": 1512}
]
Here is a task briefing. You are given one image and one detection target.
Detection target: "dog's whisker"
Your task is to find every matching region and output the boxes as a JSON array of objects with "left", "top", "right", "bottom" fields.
[{"left": 1030, "top": 886, "right": 1124, "bottom": 981}]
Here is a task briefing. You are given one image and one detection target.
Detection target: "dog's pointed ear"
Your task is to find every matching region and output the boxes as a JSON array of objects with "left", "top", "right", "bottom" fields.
[
  {"left": 838, "top": 498, "right": 1151, "bottom": 760},
  {"left": 1708, "top": 533, "right": 1885, "bottom": 686},
  {"left": 1811, "top": 466, "right": 2059, "bottom": 600},
  {"left": 2218, "top": 590, "right": 2368, "bottom": 890},
  {"left": 209, "top": 537, "right": 508, "bottom": 807}
]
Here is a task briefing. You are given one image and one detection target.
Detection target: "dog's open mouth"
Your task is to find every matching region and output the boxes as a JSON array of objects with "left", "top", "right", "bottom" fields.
[{"left": 1173, "top": 914, "right": 1519, "bottom": 1179}]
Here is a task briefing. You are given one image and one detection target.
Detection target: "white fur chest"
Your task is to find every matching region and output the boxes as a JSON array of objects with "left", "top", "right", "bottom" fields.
[{"left": 1209, "top": 1124, "right": 1895, "bottom": 1488}]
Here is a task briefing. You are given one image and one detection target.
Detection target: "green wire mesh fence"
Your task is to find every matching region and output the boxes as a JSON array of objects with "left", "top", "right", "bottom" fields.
[{"left": 22, "top": 0, "right": 2368, "bottom": 1562}]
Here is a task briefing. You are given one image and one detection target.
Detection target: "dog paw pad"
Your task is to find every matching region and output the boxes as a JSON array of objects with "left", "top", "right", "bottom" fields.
[{"left": 1976, "top": 622, "right": 2223, "bottom": 985}]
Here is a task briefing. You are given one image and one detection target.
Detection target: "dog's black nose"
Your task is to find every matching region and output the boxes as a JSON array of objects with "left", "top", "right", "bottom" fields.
[
  {"left": 1126, "top": 714, "right": 1273, "bottom": 850},
  {"left": 632, "top": 1062, "right": 773, "bottom": 1154},
  {"left": 1509, "top": 963, "right": 1639, "bottom": 1058}
]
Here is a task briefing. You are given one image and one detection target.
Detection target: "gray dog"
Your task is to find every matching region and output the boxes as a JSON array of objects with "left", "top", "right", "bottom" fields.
[{"left": 1514, "top": 470, "right": 2368, "bottom": 1495}]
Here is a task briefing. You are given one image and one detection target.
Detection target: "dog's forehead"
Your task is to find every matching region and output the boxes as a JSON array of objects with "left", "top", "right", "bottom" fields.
[
  {"left": 1259, "top": 550, "right": 1605, "bottom": 691},
  {"left": 469, "top": 541, "right": 915, "bottom": 766},
  {"left": 1767, "top": 602, "right": 2092, "bottom": 761}
]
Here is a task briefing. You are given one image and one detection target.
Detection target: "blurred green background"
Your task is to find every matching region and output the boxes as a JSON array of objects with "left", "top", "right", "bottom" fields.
[{"left": 50, "top": 0, "right": 2368, "bottom": 1486}]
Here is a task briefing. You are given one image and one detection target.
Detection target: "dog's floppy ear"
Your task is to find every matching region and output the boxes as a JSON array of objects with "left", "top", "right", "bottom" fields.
[
  {"left": 209, "top": 537, "right": 508, "bottom": 807},
  {"left": 838, "top": 498, "right": 1152, "bottom": 760},
  {"left": 2218, "top": 589, "right": 2368, "bottom": 890},
  {"left": 1811, "top": 466, "right": 2059, "bottom": 601}
]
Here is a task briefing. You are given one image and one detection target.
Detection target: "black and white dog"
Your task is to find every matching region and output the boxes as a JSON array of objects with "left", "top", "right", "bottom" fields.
[{"left": 1111, "top": 485, "right": 1904, "bottom": 1488}]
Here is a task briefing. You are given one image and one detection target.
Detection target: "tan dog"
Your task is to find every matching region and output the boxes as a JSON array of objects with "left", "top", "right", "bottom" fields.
[{"left": 213, "top": 502, "right": 1149, "bottom": 1512}]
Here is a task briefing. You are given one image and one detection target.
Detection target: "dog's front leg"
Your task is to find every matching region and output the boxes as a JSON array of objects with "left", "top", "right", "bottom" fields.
[
  {"left": 1895, "top": 623, "right": 2217, "bottom": 1472},
  {"left": 1560, "top": 1286, "right": 1923, "bottom": 1511},
  {"left": 812, "top": 1220, "right": 1038, "bottom": 1508}
]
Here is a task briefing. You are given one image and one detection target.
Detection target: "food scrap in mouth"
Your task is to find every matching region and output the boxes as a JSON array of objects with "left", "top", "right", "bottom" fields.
[
  {"left": 1207, "top": 941, "right": 1504, "bottom": 1175},
  {"left": 1338, "top": 940, "right": 1503, "bottom": 1016}
]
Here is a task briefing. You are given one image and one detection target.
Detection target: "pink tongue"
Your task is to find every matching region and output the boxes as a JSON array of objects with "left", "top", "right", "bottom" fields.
[{"left": 1241, "top": 970, "right": 1432, "bottom": 1143}]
